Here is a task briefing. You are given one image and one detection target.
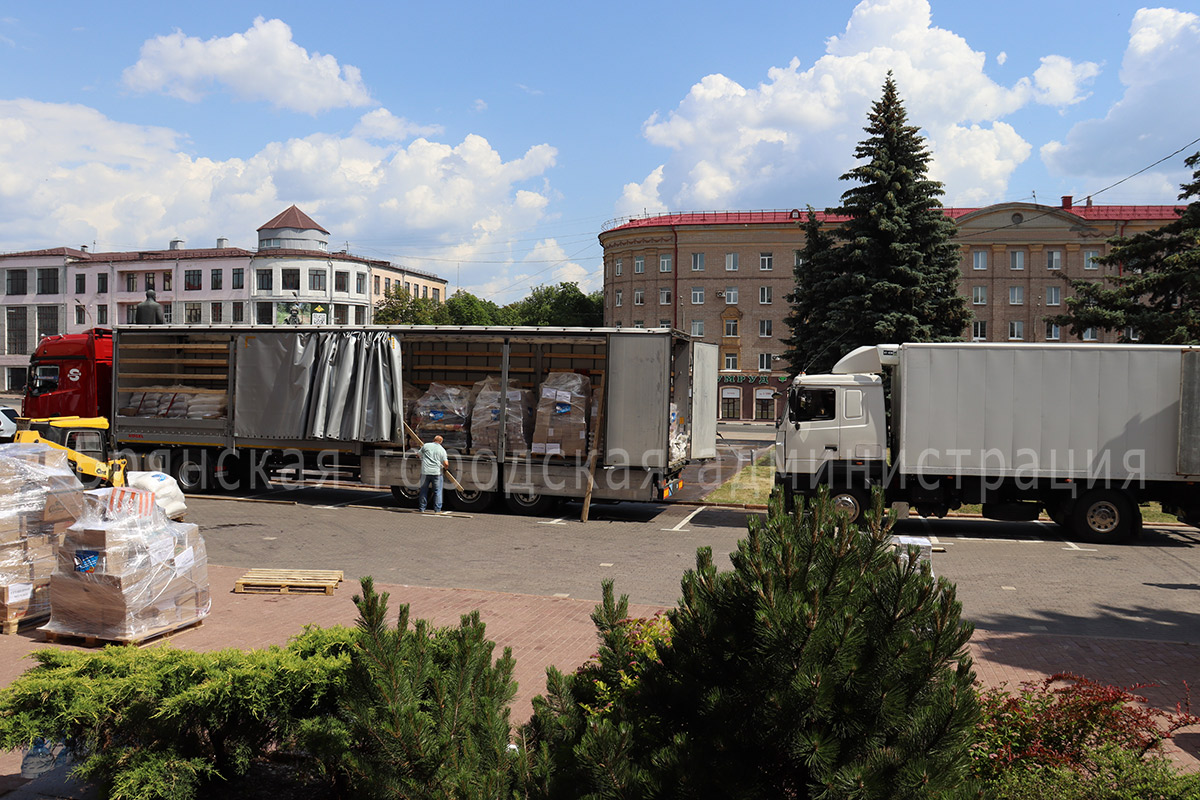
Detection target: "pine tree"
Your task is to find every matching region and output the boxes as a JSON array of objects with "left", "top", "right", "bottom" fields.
[
  {"left": 787, "top": 74, "right": 969, "bottom": 374},
  {"left": 1053, "top": 151, "right": 1200, "bottom": 344},
  {"left": 783, "top": 207, "right": 844, "bottom": 375}
]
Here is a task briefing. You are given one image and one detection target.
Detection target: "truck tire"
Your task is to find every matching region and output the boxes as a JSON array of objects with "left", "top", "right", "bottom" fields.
[
  {"left": 830, "top": 487, "right": 869, "bottom": 524},
  {"left": 450, "top": 488, "right": 495, "bottom": 513},
  {"left": 505, "top": 490, "right": 558, "bottom": 516},
  {"left": 1070, "top": 490, "right": 1135, "bottom": 544},
  {"left": 391, "top": 485, "right": 420, "bottom": 507},
  {"left": 170, "top": 450, "right": 210, "bottom": 494}
]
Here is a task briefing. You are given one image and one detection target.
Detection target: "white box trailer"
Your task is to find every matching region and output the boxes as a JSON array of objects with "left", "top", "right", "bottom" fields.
[
  {"left": 776, "top": 343, "right": 1200, "bottom": 543},
  {"left": 100, "top": 325, "right": 716, "bottom": 515}
]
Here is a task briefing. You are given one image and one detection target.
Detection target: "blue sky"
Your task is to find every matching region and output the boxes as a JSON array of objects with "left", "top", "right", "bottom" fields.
[{"left": 1, "top": 1, "right": 1197, "bottom": 303}]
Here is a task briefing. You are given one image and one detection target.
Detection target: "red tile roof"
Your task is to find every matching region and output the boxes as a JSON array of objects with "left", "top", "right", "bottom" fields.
[{"left": 258, "top": 205, "right": 329, "bottom": 234}]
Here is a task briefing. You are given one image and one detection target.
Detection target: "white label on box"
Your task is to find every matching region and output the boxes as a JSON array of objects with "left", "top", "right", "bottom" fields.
[
  {"left": 532, "top": 443, "right": 546, "bottom": 454},
  {"left": 174, "top": 546, "right": 195, "bottom": 574},
  {"left": 7, "top": 583, "right": 31, "bottom": 603},
  {"left": 547, "top": 443, "right": 562, "bottom": 455},
  {"left": 555, "top": 390, "right": 571, "bottom": 403},
  {"left": 541, "top": 387, "right": 557, "bottom": 399},
  {"left": 148, "top": 537, "right": 173, "bottom": 565},
  {"left": 507, "top": 391, "right": 522, "bottom": 401}
]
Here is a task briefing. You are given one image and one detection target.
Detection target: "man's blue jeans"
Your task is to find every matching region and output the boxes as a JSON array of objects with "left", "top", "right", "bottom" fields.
[{"left": 418, "top": 473, "right": 443, "bottom": 512}]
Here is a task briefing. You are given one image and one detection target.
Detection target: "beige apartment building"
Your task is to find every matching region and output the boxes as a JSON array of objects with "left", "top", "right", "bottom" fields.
[
  {"left": 370, "top": 263, "right": 448, "bottom": 314},
  {"left": 598, "top": 198, "right": 1182, "bottom": 421}
]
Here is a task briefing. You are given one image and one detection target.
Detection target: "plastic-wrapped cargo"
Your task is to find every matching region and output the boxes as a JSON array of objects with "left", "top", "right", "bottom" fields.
[
  {"left": 668, "top": 402, "right": 690, "bottom": 464},
  {"left": 117, "top": 386, "right": 228, "bottom": 420},
  {"left": 44, "top": 487, "right": 211, "bottom": 642},
  {"left": 532, "top": 372, "right": 591, "bottom": 458},
  {"left": 413, "top": 383, "right": 471, "bottom": 452},
  {"left": 470, "top": 377, "right": 534, "bottom": 454},
  {"left": 0, "top": 443, "right": 86, "bottom": 627}
]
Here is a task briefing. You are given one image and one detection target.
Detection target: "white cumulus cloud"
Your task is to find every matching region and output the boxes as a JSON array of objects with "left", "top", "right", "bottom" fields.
[
  {"left": 616, "top": 0, "right": 1103, "bottom": 214},
  {"left": 351, "top": 109, "right": 442, "bottom": 141},
  {"left": 122, "top": 17, "right": 373, "bottom": 114}
]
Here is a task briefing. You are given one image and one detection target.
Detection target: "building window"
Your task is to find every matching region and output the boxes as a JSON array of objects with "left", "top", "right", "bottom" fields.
[
  {"left": 723, "top": 352, "right": 739, "bottom": 371},
  {"left": 232, "top": 302, "right": 244, "bottom": 323},
  {"left": 5, "top": 308, "right": 26, "bottom": 354},
  {"left": 185, "top": 302, "right": 202, "bottom": 324},
  {"left": 724, "top": 318, "right": 739, "bottom": 337},
  {"left": 725, "top": 253, "right": 739, "bottom": 271},
  {"left": 634, "top": 256, "right": 645, "bottom": 274},
  {"left": 760, "top": 253, "right": 773, "bottom": 271},
  {"left": 1046, "top": 250, "right": 1062, "bottom": 270},
  {"left": 403, "top": 281, "right": 411, "bottom": 293},
  {"left": 725, "top": 286, "right": 738, "bottom": 304},
  {"left": 1083, "top": 327, "right": 1098, "bottom": 341},
  {"left": 256, "top": 302, "right": 273, "bottom": 324},
  {"left": 1009, "top": 286, "right": 1024, "bottom": 305},
  {"left": 794, "top": 250, "right": 805, "bottom": 268},
  {"left": 37, "top": 268, "right": 59, "bottom": 294},
  {"left": 232, "top": 268, "right": 244, "bottom": 289},
  {"left": 1046, "top": 321, "right": 1060, "bottom": 340},
  {"left": 614, "top": 290, "right": 623, "bottom": 307},
  {"left": 310, "top": 269, "right": 327, "bottom": 291},
  {"left": 759, "top": 286, "right": 772, "bottom": 304},
  {"left": 690, "top": 320, "right": 704, "bottom": 337},
  {"left": 355, "top": 305, "right": 366, "bottom": 325},
  {"left": 125, "top": 272, "right": 138, "bottom": 292},
  {"left": 692, "top": 287, "right": 704, "bottom": 304},
  {"left": 972, "top": 286, "right": 987, "bottom": 305},
  {"left": 615, "top": 259, "right": 623, "bottom": 276},
  {"left": 162, "top": 302, "right": 173, "bottom": 323},
  {"left": 1046, "top": 286, "right": 1061, "bottom": 306},
  {"left": 374, "top": 275, "right": 381, "bottom": 293},
  {"left": 75, "top": 274, "right": 86, "bottom": 294},
  {"left": 759, "top": 319, "right": 773, "bottom": 337},
  {"left": 633, "top": 289, "right": 644, "bottom": 306},
  {"left": 1010, "top": 251, "right": 1025, "bottom": 270},
  {"left": 281, "top": 269, "right": 300, "bottom": 291},
  {"left": 659, "top": 254, "right": 672, "bottom": 273},
  {"left": 754, "top": 393, "right": 775, "bottom": 420},
  {"left": 334, "top": 304, "right": 349, "bottom": 325},
  {"left": 126, "top": 305, "right": 136, "bottom": 324},
  {"left": 385, "top": 278, "right": 391, "bottom": 293},
  {"left": 96, "top": 305, "right": 108, "bottom": 325},
  {"left": 432, "top": 288, "right": 440, "bottom": 302},
  {"left": 1083, "top": 250, "right": 1100, "bottom": 270},
  {"left": 37, "top": 306, "right": 58, "bottom": 338},
  {"left": 720, "top": 391, "right": 740, "bottom": 419},
  {"left": 1008, "top": 320, "right": 1024, "bottom": 340},
  {"left": 633, "top": 320, "right": 644, "bottom": 328},
  {"left": 423, "top": 285, "right": 430, "bottom": 300},
  {"left": 659, "top": 288, "right": 671, "bottom": 305},
  {"left": 5, "top": 270, "right": 28, "bottom": 296},
  {"left": 97, "top": 273, "right": 108, "bottom": 294},
  {"left": 144, "top": 272, "right": 154, "bottom": 291},
  {"left": 357, "top": 273, "right": 366, "bottom": 294},
  {"left": 691, "top": 253, "right": 704, "bottom": 271},
  {"left": 256, "top": 269, "right": 273, "bottom": 291},
  {"left": 162, "top": 272, "right": 172, "bottom": 291},
  {"left": 211, "top": 269, "right": 223, "bottom": 291},
  {"left": 972, "top": 320, "right": 987, "bottom": 341},
  {"left": 211, "top": 302, "right": 223, "bottom": 323},
  {"left": 659, "top": 318, "right": 671, "bottom": 328},
  {"left": 184, "top": 269, "right": 202, "bottom": 291},
  {"left": 758, "top": 353, "right": 772, "bottom": 371},
  {"left": 75, "top": 305, "right": 85, "bottom": 325},
  {"left": 972, "top": 251, "right": 988, "bottom": 270}
]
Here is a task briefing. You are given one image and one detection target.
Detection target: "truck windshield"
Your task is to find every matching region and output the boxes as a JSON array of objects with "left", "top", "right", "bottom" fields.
[
  {"left": 30, "top": 365, "right": 59, "bottom": 396},
  {"left": 790, "top": 388, "right": 836, "bottom": 422}
]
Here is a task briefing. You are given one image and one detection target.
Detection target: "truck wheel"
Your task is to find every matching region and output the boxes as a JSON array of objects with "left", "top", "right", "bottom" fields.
[
  {"left": 1070, "top": 490, "right": 1135, "bottom": 544},
  {"left": 505, "top": 490, "right": 558, "bottom": 516},
  {"left": 450, "top": 488, "right": 495, "bottom": 513},
  {"left": 170, "top": 450, "right": 210, "bottom": 494},
  {"left": 391, "top": 485, "right": 420, "bottom": 507},
  {"left": 830, "top": 487, "right": 868, "bottom": 524}
]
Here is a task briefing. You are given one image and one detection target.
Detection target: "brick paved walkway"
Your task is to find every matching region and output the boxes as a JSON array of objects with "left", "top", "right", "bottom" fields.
[{"left": 0, "top": 564, "right": 1194, "bottom": 796}]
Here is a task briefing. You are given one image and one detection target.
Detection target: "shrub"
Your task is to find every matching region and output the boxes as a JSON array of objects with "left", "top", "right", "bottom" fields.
[
  {"left": 0, "top": 625, "right": 354, "bottom": 800},
  {"left": 524, "top": 488, "right": 982, "bottom": 799},
  {"left": 986, "top": 743, "right": 1200, "bottom": 800}
]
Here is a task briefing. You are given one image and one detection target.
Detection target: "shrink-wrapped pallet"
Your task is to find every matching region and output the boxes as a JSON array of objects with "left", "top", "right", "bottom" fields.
[
  {"left": 44, "top": 487, "right": 211, "bottom": 642},
  {"left": 0, "top": 444, "right": 85, "bottom": 626},
  {"left": 413, "top": 383, "right": 471, "bottom": 452},
  {"left": 470, "top": 377, "right": 534, "bottom": 454},
  {"left": 668, "top": 402, "right": 690, "bottom": 464},
  {"left": 117, "top": 386, "right": 228, "bottom": 420},
  {"left": 532, "top": 373, "right": 591, "bottom": 458}
]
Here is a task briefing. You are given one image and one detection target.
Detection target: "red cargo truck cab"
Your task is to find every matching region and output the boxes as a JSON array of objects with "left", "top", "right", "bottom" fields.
[{"left": 22, "top": 328, "right": 113, "bottom": 419}]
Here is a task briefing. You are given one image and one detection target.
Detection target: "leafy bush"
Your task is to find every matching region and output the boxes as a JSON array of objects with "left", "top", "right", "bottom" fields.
[
  {"left": 524, "top": 488, "right": 982, "bottom": 799},
  {"left": 336, "top": 577, "right": 520, "bottom": 799},
  {"left": 0, "top": 625, "right": 354, "bottom": 800},
  {"left": 986, "top": 743, "right": 1200, "bottom": 800}
]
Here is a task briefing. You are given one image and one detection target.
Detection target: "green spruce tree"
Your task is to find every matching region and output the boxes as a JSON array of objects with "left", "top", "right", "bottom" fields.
[
  {"left": 1053, "top": 151, "right": 1200, "bottom": 344},
  {"left": 787, "top": 74, "right": 969, "bottom": 374},
  {"left": 783, "top": 207, "right": 845, "bottom": 376}
]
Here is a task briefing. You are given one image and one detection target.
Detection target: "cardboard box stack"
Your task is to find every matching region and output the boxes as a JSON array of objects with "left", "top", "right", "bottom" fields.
[
  {"left": 0, "top": 444, "right": 85, "bottom": 627},
  {"left": 470, "top": 377, "right": 535, "bottom": 454},
  {"left": 44, "top": 487, "right": 211, "bottom": 641},
  {"left": 532, "top": 372, "right": 591, "bottom": 458},
  {"left": 413, "top": 383, "right": 471, "bottom": 452}
]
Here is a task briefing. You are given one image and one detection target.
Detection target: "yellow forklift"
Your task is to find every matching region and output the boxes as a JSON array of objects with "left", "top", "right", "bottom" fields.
[{"left": 13, "top": 416, "right": 127, "bottom": 487}]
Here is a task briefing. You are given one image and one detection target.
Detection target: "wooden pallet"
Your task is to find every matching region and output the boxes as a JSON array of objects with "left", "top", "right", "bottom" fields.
[
  {"left": 1, "top": 612, "right": 50, "bottom": 636},
  {"left": 40, "top": 618, "right": 204, "bottom": 648},
  {"left": 233, "top": 569, "right": 344, "bottom": 595}
]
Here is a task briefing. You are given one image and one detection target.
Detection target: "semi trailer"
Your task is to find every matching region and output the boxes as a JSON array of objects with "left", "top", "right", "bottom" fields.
[
  {"left": 24, "top": 326, "right": 718, "bottom": 514},
  {"left": 775, "top": 343, "right": 1200, "bottom": 543}
]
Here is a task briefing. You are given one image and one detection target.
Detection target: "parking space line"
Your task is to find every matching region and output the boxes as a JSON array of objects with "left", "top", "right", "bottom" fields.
[
  {"left": 662, "top": 506, "right": 705, "bottom": 532},
  {"left": 538, "top": 517, "right": 567, "bottom": 525},
  {"left": 1062, "top": 540, "right": 1097, "bottom": 552}
]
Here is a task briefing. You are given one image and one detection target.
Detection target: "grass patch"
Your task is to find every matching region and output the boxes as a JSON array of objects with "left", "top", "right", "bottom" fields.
[
  {"left": 951, "top": 501, "right": 1180, "bottom": 523},
  {"left": 704, "top": 448, "right": 775, "bottom": 505}
]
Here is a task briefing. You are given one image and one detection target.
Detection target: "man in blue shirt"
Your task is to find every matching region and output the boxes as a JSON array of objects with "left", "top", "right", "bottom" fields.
[{"left": 418, "top": 435, "right": 450, "bottom": 513}]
